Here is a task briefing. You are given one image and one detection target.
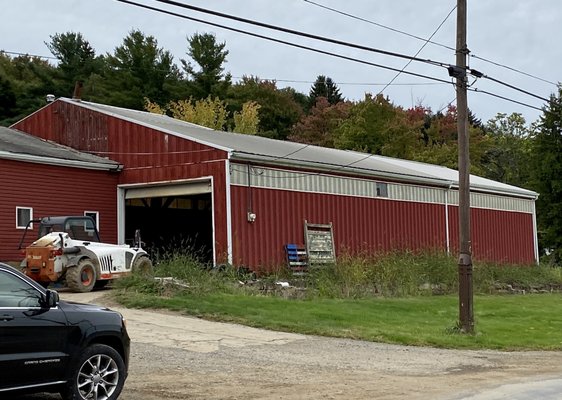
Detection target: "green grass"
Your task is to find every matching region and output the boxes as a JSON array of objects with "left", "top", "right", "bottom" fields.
[
  {"left": 113, "top": 290, "right": 562, "bottom": 350},
  {"left": 112, "top": 251, "right": 562, "bottom": 350}
]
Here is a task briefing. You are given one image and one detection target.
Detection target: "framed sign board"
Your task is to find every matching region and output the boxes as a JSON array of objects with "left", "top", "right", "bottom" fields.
[{"left": 304, "top": 220, "right": 336, "bottom": 264}]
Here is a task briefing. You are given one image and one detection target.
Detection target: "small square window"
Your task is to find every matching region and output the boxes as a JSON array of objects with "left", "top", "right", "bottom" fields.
[
  {"left": 16, "top": 207, "right": 33, "bottom": 229},
  {"left": 376, "top": 182, "right": 388, "bottom": 198},
  {"left": 84, "top": 211, "right": 99, "bottom": 231}
]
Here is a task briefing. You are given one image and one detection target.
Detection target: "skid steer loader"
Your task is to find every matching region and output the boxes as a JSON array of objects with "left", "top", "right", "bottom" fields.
[{"left": 19, "top": 216, "right": 152, "bottom": 292}]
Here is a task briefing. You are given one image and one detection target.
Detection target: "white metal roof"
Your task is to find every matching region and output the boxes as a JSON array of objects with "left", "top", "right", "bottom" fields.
[{"left": 61, "top": 98, "right": 537, "bottom": 199}]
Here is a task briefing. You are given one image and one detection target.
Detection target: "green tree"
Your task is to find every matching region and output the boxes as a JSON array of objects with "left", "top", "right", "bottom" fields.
[
  {"left": 530, "top": 86, "right": 562, "bottom": 263},
  {"left": 182, "top": 33, "right": 231, "bottom": 99},
  {"left": 481, "top": 112, "right": 532, "bottom": 186},
  {"left": 0, "top": 52, "right": 58, "bottom": 126},
  {"left": 227, "top": 76, "right": 303, "bottom": 140},
  {"left": 333, "top": 94, "right": 422, "bottom": 159},
  {"left": 103, "top": 30, "right": 181, "bottom": 110},
  {"left": 309, "top": 75, "right": 343, "bottom": 107},
  {"left": 45, "top": 32, "right": 101, "bottom": 96}
]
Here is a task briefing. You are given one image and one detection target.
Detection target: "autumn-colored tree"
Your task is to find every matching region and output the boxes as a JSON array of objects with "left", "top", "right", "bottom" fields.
[
  {"left": 289, "top": 97, "right": 351, "bottom": 147},
  {"left": 233, "top": 101, "right": 260, "bottom": 134},
  {"left": 146, "top": 97, "right": 227, "bottom": 130},
  {"left": 146, "top": 97, "right": 260, "bottom": 134}
]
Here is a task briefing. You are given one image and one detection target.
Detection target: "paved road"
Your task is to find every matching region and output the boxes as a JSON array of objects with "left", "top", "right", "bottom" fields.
[
  {"left": 456, "top": 378, "right": 562, "bottom": 400},
  {"left": 13, "top": 289, "right": 562, "bottom": 399}
]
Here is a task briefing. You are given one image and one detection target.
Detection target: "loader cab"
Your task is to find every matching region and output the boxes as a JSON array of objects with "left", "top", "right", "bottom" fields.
[
  {"left": 19, "top": 216, "right": 101, "bottom": 250},
  {"left": 38, "top": 216, "right": 101, "bottom": 242}
]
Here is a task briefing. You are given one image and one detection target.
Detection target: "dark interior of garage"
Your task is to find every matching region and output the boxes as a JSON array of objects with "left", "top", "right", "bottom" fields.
[{"left": 125, "top": 193, "right": 213, "bottom": 263}]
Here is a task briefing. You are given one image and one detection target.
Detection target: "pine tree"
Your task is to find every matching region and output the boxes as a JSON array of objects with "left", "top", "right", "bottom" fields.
[
  {"left": 182, "top": 33, "right": 231, "bottom": 100},
  {"left": 530, "top": 86, "right": 562, "bottom": 263},
  {"left": 309, "top": 75, "right": 343, "bottom": 107}
]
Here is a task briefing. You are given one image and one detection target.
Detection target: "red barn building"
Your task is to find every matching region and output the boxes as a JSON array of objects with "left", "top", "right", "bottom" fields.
[
  {"left": 0, "top": 126, "right": 121, "bottom": 262},
  {"left": 5, "top": 98, "right": 538, "bottom": 267}
]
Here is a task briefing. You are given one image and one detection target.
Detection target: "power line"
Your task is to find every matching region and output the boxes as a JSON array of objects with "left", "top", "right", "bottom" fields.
[
  {"left": 117, "top": 0, "right": 452, "bottom": 85},
  {"left": 468, "top": 87, "right": 543, "bottom": 111},
  {"left": 470, "top": 55, "right": 557, "bottom": 87},
  {"left": 303, "top": 0, "right": 456, "bottom": 53},
  {"left": 118, "top": 0, "right": 548, "bottom": 112},
  {"left": 1, "top": 50, "right": 57, "bottom": 60},
  {"left": 148, "top": 0, "right": 449, "bottom": 69},
  {"left": 477, "top": 73, "right": 551, "bottom": 103},
  {"left": 146, "top": 0, "right": 552, "bottom": 107},
  {"left": 303, "top": 0, "right": 558, "bottom": 87},
  {"left": 378, "top": 5, "right": 456, "bottom": 95},
  {"left": 232, "top": 76, "right": 449, "bottom": 87}
]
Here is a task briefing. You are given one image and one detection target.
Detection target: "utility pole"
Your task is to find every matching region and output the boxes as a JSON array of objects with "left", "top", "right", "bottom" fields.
[{"left": 456, "top": 0, "right": 474, "bottom": 333}]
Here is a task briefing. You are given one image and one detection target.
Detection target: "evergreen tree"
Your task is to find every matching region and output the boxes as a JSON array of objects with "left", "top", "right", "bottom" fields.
[
  {"left": 530, "top": 86, "right": 562, "bottom": 263},
  {"left": 46, "top": 32, "right": 101, "bottom": 96},
  {"left": 309, "top": 75, "right": 343, "bottom": 107},
  {"left": 103, "top": 30, "right": 181, "bottom": 110},
  {"left": 182, "top": 33, "right": 231, "bottom": 99}
]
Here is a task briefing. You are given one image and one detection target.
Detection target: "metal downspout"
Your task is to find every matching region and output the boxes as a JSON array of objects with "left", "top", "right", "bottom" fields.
[
  {"left": 532, "top": 198, "right": 539, "bottom": 265},
  {"left": 225, "top": 155, "right": 233, "bottom": 265}
]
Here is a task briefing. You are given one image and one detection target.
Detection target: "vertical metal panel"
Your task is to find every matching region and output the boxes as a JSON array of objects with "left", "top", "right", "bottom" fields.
[
  {"left": 447, "top": 205, "right": 534, "bottom": 265},
  {"left": 231, "top": 186, "right": 446, "bottom": 269},
  {"left": 0, "top": 159, "right": 119, "bottom": 262}
]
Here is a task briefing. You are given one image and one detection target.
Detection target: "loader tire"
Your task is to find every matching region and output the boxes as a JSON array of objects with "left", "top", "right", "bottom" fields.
[
  {"left": 66, "top": 259, "right": 97, "bottom": 292},
  {"left": 132, "top": 255, "right": 153, "bottom": 276}
]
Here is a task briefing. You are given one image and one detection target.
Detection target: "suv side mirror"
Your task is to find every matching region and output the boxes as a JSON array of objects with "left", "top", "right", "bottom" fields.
[{"left": 44, "top": 289, "right": 60, "bottom": 308}]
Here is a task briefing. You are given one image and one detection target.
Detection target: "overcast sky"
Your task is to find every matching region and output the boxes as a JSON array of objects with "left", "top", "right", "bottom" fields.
[{"left": 2, "top": 0, "right": 560, "bottom": 124}]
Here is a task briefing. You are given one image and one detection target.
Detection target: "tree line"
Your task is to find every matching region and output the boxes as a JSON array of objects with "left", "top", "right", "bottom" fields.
[{"left": 1, "top": 30, "right": 561, "bottom": 264}]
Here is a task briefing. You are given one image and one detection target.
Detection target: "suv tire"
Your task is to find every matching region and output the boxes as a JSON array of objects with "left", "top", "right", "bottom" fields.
[{"left": 61, "top": 344, "right": 126, "bottom": 400}]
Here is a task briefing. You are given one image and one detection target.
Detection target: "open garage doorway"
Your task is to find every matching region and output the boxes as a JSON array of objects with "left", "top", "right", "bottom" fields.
[{"left": 124, "top": 181, "right": 214, "bottom": 264}]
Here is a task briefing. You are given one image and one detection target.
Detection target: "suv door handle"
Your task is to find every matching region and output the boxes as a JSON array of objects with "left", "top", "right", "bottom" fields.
[{"left": 0, "top": 314, "right": 14, "bottom": 321}]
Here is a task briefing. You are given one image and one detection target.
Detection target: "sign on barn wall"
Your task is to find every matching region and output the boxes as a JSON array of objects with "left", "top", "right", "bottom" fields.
[{"left": 304, "top": 221, "right": 336, "bottom": 264}]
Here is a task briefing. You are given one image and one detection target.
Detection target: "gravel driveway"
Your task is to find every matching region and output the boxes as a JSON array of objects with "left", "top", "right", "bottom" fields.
[{"left": 21, "top": 290, "right": 562, "bottom": 400}]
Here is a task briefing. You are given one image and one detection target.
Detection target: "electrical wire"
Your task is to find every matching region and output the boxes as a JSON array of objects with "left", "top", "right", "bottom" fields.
[
  {"left": 148, "top": 0, "right": 449, "bottom": 69},
  {"left": 144, "top": 0, "right": 552, "bottom": 108},
  {"left": 377, "top": 5, "right": 456, "bottom": 95},
  {"left": 118, "top": 0, "right": 549, "bottom": 112},
  {"left": 1, "top": 50, "right": 58, "bottom": 60},
  {"left": 468, "top": 88, "right": 543, "bottom": 111},
  {"left": 117, "top": 0, "right": 452, "bottom": 85},
  {"left": 302, "top": 0, "right": 558, "bottom": 87},
  {"left": 232, "top": 76, "right": 449, "bottom": 87},
  {"left": 479, "top": 74, "right": 551, "bottom": 103},
  {"left": 303, "top": 0, "right": 456, "bottom": 53}
]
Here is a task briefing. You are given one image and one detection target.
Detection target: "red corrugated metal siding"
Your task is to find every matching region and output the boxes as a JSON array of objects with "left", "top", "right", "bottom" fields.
[
  {"left": 0, "top": 159, "right": 119, "bottom": 262},
  {"left": 231, "top": 186, "right": 446, "bottom": 269},
  {"left": 447, "top": 206, "right": 535, "bottom": 264},
  {"left": 13, "top": 101, "right": 230, "bottom": 263}
]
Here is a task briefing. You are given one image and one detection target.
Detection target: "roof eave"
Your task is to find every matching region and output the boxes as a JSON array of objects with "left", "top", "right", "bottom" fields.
[
  {"left": 0, "top": 151, "right": 123, "bottom": 172},
  {"left": 231, "top": 152, "right": 453, "bottom": 188}
]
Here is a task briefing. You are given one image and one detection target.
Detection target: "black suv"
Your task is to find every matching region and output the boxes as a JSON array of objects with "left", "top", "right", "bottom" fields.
[{"left": 0, "top": 262, "right": 129, "bottom": 399}]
